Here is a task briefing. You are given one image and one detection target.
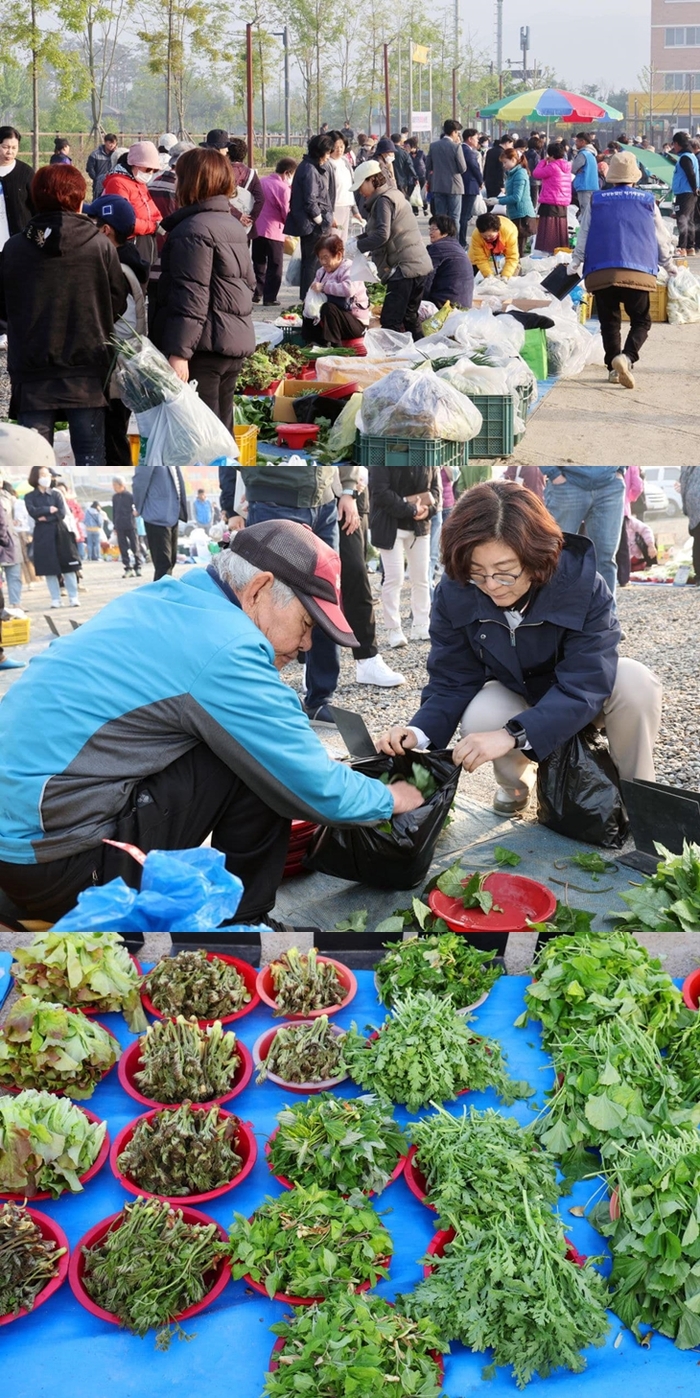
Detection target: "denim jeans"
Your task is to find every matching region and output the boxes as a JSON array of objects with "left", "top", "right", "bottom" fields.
[
  {"left": 433, "top": 193, "right": 462, "bottom": 224},
  {"left": 2, "top": 562, "right": 22, "bottom": 607},
  {"left": 429, "top": 510, "right": 443, "bottom": 596},
  {"left": 246, "top": 499, "right": 340, "bottom": 710},
  {"left": 86, "top": 531, "right": 102, "bottom": 561},
  {"left": 18, "top": 408, "right": 106, "bottom": 467},
  {"left": 45, "top": 572, "right": 79, "bottom": 604},
  {"left": 544, "top": 473, "right": 625, "bottom": 596}
]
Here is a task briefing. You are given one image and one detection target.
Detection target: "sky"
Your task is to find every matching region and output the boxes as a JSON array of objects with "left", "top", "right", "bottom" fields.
[{"left": 465, "top": 0, "right": 651, "bottom": 94}]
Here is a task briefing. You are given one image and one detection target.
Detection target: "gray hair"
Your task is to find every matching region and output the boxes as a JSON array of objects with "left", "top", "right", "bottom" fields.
[{"left": 215, "top": 549, "right": 296, "bottom": 608}]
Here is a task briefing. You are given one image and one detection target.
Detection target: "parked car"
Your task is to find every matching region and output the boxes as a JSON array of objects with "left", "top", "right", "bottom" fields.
[{"left": 644, "top": 467, "right": 682, "bottom": 517}]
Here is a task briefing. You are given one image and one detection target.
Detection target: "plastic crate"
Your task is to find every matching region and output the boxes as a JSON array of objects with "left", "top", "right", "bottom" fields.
[
  {"left": 467, "top": 395, "right": 515, "bottom": 458},
  {"left": 578, "top": 292, "right": 593, "bottom": 324},
  {"left": 0, "top": 617, "right": 30, "bottom": 647},
  {"left": 520, "top": 327, "right": 548, "bottom": 381},
  {"left": 621, "top": 284, "right": 667, "bottom": 324},
  {"left": 355, "top": 433, "right": 469, "bottom": 472},
  {"left": 233, "top": 424, "right": 258, "bottom": 465},
  {"left": 281, "top": 325, "right": 305, "bottom": 344}
]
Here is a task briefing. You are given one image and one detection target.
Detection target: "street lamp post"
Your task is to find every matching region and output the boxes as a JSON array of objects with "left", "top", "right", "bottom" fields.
[{"left": 272, "top": 27, "right": 291, "bottom": 145}]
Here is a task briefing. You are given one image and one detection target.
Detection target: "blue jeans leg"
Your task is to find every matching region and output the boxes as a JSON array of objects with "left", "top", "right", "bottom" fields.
[
  {"left": 433, "top": 193, "right": 462, "bottom": 224},
  {"left": 44, "top": 574, "right": 62, "bottom": 604},
  {"left": 544, "top": 477, "right": 625, "bottom": 596},
  {"left": 429, "top": 510, "right": 443, "bottom": 597},
  {"left": 3, "top": 563, "right": 22, "bottom": 607},
  {"left": 87, "top": 533, "right": 102, "bottom": 560},
  {"left": 246, "top": 500, "right": 340, "bottom": 710}
]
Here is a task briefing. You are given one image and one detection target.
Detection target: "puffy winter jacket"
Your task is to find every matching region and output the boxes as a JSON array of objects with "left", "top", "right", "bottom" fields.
[
  {"left": 151, "top": 196, "right": 255, "bottom": 362},
  {"left": 368, "top": 464, "right": 439, "bottom": 549},
  {"left": 255, "top": 172, "right": 292, "bottom": 241},
  {"left": 424, "top": 236, "right": 474, "bottom": 308},
  {"left": 357, "top": 187, "right": 432, "bottom": 282},
  {"left": 503, "top": 165, "right": 535, "bottom": 220},
  {"left": 411, "top": 533, "right": 621, "bottom": 761},
  {"left": 531, "top": 157, "right": 572, "bottom": 207},
  {"left": 468, "top": 216, "right": 520, "bottom": 280},
  {"left": 102, "top": 163, "right": 161, "bottom": 235},
  {"left": 284, "top": 155, "right": 333, "bottom": 238}
]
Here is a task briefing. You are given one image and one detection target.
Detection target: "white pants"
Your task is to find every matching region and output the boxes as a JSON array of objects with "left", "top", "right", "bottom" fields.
[
  {"left": 380, "top": 530, "right": 431, "bottom": 633},
  {"left": 460, "top": 657, "right": 662, "bottom": 798},
  {"left": 333, "top": 207, "right": 352, "bottom": 243}
]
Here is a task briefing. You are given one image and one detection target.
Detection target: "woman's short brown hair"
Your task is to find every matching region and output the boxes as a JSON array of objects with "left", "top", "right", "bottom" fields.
[
  {"left": 441, "top": 479, "right": 563, "bottom": 587},
  {"left": 31, "top": 164, "right": 86, "bottom": 213},
  {"left": 176, "top": 147, "right": 235, "bottom": 206},
  {"left": 314, "top": 233, "right": 344, "bottom": 258}
]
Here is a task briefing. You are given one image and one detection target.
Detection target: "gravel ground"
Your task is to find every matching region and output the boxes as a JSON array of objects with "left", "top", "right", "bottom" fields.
[{"left": 0, "top": 347, "right": 9, "bottom": 420}]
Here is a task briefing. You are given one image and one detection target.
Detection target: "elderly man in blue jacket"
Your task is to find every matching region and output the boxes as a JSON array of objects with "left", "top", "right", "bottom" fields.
[{"left": 0, "top": 521, "right": 423, "bottom": 928}]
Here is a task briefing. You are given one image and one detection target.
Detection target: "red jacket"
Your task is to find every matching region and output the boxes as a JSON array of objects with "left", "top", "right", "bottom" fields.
[{"left": 102, "top": 165, "right": 161, "bottom": 236}]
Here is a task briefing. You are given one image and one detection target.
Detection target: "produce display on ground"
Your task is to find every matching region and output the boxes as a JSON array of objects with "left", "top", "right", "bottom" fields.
[
  {"left": 115, "top": 1103, "right": 243, "bottom": 1198},
  {"left": 264, "top": 948, "right": 346, "bottom": 1017},
  {"left": 3, "top": 966, "right": 700, "bottom": 1396},
  {"left": 133, "top": 1016, "right": 242, "bottom": 1103},
  {"left": 374, "top": 932, "right": 502, "bottom": 1011},
  {"left": 142, "top": 949, "right": 252, "bottom": 1021},
  {"left": 0, "top": 996, "right": 119, "bottom": 1098},
  {"left": 266, "top": 1092, "right": 408, "bottom": 1196},
  {"left": 256, "top": 1015, "right": 344, "bottom": 1085},
  {"left": 0, "top": 1201, "right": 67, "bottom": 1317},
  {"left": 0, "top": 1090, "right": 106, "bottom": 1199},
  {"left": 10, "top": 933, "right": 146, "bottom": 1032}
]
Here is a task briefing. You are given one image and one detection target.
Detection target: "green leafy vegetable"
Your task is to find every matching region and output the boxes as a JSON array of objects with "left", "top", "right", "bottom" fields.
[
  {"left": 570, "top": 852, "right": 609, "bottom": 873},
  {"left": 667, "top": 1010, "right": 700, "bottom": 1105},
  {"left": 332, "top": 910, "right": 368, "bottom": 934},
  {"left": 379, "top": 762, "right": 438, "bottom": 800},
  {"left": 0, "top": 1201, "right": 67, "bottom": 1316},
  {"left": 11, "top": 932, "right": 146, "bottom": 1032},
  {"left": 229, "top": 1184, "right": 392, "bottom": 1299},
  {"left": 143, "top": 949, "right": 251, "bottom": 1020},
  {"left": 0, "top": 1089, "right": 106, "bottom": 1198},
  {"left": 409, "top": 1105, "right": 559, "bottom": 1219},
  {"left": 342, "top": 991, "right": 532, "bottom": 1113},
  {"left": 135, "top": 1016, "right": 241, "bottom": 1103},
  {"left": 233, "top": 394, "right": 276, "bottom": 440},
  {"left": 616, "top": 840, "right": 700, "bottom": 933},
  {"left": 0, "top": 996, "right": 120, "bottom": 1099},
  {"left": 436, "top": 861, "right": 502, "bottom": 914},
  {"left": 236, "top": 343, "right": 310, "bottom": 393},
  {"left": 116, "top": 1103, "right": 243, "bottom": 1196},
  {"left": 493, "top": 845, "right": 522, "bottom": 867},
  {"left": 267, "top": 1093, "right": 408, "bottom": 1196},
  {"left": 375, "top": 931, "right": 502, "bottom": 1011},
  {"left": 267, "top": 947, "right": 346, "bottom": 1017},
  {"left": 258, "top": 1016, "right": 344, "bottom": 1085}
]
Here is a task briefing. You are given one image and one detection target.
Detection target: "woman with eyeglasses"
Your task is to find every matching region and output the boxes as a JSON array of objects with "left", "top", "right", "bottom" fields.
[{"left": 377, "top": 478, "right": 661, "bottom": 815}]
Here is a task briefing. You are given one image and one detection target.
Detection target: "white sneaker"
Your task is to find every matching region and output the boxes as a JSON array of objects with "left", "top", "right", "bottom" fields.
[
  {"left": 356, "top": 654, "right": 405, "bottom": 687},
  {"left": 50, "top": 601, "right": 62, "bottom": 608},
  {"left": 387, "top": 630, "right": 408, "bottom": 648},
  {"left": 611, "top": 353, "right": 635, "bottom": 389},
  {"left": 69, "top": 599, "right": 81, "bottom": 608},
  {"left": 410, "top": 627, "right": 431, "bottom": 642}
]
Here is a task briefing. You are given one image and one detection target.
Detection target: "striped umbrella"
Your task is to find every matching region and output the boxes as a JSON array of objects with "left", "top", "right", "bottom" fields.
[{"left": 480, "top": 88, "right": 623, "bottom": 128}]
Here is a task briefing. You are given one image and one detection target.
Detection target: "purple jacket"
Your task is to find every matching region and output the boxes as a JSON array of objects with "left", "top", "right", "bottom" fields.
[
  {"left": 317, "top": 260, "right": 370, "bottom": 325},
  {"left": 531, "top": 158, "right": 572, "bottom": 207},
  {"left": 254, "top": 172, "right": 292, "bottom": 241}
]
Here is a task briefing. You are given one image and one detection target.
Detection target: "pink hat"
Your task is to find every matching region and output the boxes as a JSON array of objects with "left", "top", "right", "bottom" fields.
[{"left": 127, "top": 140, "right": 160, "bottom": 168}]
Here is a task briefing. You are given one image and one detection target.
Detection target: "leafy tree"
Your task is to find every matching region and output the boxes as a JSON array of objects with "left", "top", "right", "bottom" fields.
[
  {"left": 5, "top": 0, "right": 88, "bottom": 166},
  {"left": 137, "top": 0, "right": 233, "bottom": 134}
]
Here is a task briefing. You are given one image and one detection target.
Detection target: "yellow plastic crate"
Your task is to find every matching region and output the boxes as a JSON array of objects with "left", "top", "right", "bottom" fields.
[
  {"left": 578, "top": 292, "right": 593, "bottom": 324},
  {"left": 128, "top": 433, "right": 140, "bottom": 466},
  {"left": 234, "top": 424, "right": 259, "bottom": 466},
  {"left": 0, "top": 617, "right": 31, "bottom": 647},
  {"left": 621, "top": 284, "right": 667, "bottom": 324}
]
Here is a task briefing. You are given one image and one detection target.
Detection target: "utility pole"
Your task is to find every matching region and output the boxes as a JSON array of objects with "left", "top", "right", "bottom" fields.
[
  {"left": 409, "top": 39, "right": 413, "bottom": 138},
  {"left": 246, "top": 22, "right": 254, "bottom": 165},
  {"left": 166, "top": 0, "right": 174, "bottom": 132},
  {"left": 398, "top": 36, "right": 402, "bottom": 131},
  {"left": 273, "top": 28, "right": 291, "bottom": 145},
  {"left": 30, "top": 0, "right": 39, "bottom": 171},
  {"left": 452, "top": 68, "right": 457, "bottom": 119},
  {"left": 496, "top": 0, "right": 503, "bottom": 87},
  {"left": 520, "top": 26, "right": 530, "bottom": 86},
  {"left": 384, "top": 43, "right": 391, "bottom": 137}
]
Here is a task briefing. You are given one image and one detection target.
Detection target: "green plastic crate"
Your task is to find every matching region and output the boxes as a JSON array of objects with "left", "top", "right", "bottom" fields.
[
  {"left": 355, "top": 433, "right": 469, "bottom": 471},
  {"left": 520, "top": 327, "right": 548, "bottom": 382},
  {"left": 281, "top": 326, "right": 305, "bottom": 345},
  {"left": 468, "top": 395, "right": 515, "bottom": 458}
]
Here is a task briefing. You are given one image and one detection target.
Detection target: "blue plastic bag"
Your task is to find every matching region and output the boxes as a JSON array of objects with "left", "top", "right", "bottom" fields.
[{"left": 51, "top": 847, "right": 272, "bottom": 934}]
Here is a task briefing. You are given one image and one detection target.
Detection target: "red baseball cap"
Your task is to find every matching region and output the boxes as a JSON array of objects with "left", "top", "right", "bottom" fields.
[{"left": 229, "top": 520, "right": 359, "bottom": 647}]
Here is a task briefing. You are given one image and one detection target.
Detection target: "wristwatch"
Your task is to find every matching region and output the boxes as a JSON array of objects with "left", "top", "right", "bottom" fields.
[{"left": 504, "top": 719, "right": 529, "bottom": 750}]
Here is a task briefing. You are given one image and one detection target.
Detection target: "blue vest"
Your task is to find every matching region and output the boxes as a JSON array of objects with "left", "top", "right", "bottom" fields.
[
  {"left": 573, "top": 147, "right": 598, "bottom": 192},
  {"left": 672, "top": 150, "right": 699, "bottom": 196},
  {"left": 582, "top": 188, "right": 658, "bottom": 279}
]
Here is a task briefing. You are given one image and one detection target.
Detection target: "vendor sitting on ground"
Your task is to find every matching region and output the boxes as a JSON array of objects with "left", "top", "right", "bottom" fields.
[
  {"left": 424, "top": 215, "right": 474, "bottom": 309},
  {"left": 301, "top": 233, "right": 370, "bottom": 346},
  {"left": 378, "top": 479, "right": 661, "bottom": 816},
  {"left": 468, "top": 212, "right": 520, "bottom": 281},
  {"left": 0, "top": 521, "right": 424, "bottom": 927}
]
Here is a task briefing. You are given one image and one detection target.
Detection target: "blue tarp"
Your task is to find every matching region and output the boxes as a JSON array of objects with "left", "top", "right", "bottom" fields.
[
  {"left": 2, "top": 971, "right": 699, "bottom": 1397},
  {"left": 0, "top": 953, "right": 11, "bottom": 1013}
]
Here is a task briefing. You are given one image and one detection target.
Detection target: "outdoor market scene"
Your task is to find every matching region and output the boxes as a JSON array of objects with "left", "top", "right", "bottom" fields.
[{"left": 2, "top": 0, "right": 700, "bottom": 1394}]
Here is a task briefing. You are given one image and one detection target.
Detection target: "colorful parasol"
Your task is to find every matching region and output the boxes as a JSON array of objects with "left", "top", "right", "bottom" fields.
[{"left": 480, "top": 88, "right": 623, "bottom": 123}]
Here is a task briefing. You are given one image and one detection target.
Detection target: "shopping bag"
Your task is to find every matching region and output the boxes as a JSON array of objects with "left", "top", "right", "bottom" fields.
[
  {"left": 473, "top": 193, "right": 487, "bottom": 217},
  {"left": 286, "top": 253, "right": 302, "bottom": 286},
  {"left": 536, "top": 726, "right": 629, "bottom": 848},
  {"left": 283, "top": 235, "right": 298, "bottom": 256},
  {"left": 303, "top": 286, "right": 327, "bottom": 321},
  {"left": 305, "top": 749, "right": 461, "bottom": 889}
]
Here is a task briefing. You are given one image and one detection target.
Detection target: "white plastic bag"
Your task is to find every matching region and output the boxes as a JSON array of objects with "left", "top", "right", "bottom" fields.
[
  {"left": 347, "top": 250, "right": 379, "bottom": 282},
  {"left": 285, "top": 253, "right": 302, "bottom": 286},
  {"left": 437, "top": 360, "right": 510, "bottom": 395},
  {"left": 303, "top": 287, "right": 327, "bottom": 321},
  {"left": 326, "top": 392, "right": 363, "bottom": 460},
  {"left": 362, "top": 328, "right": 420, "bottom": 360},
  {"left": 361, "top": 366, "right": 483, "bottom": 441},
  {"left": 473, "top": 193, "right": 487, "bottom": 217},
  {"left": 667, "top": 267, "right": 700, "bottom": 324},
  {"left": 410, "top": 182, "right": 424, "bottom": 210},
  {"left": 254, "top": 322, "right": 284, "bottom": 347},
  {"left": 314, "top": 356, "right": 397, "bottom": 388},
  {"left": 136, "top": 384, "right": 239, "bottom": 468}
]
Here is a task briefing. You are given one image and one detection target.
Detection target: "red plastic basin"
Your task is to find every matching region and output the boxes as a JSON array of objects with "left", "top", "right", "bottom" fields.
[
  {"left": 242, "top": 379, "right": 280, "bottom": 397},
  {"left": 68, "top": 1205, "right": 230, "bottom": 1328},
  {"left": 404, "top": 1145, "right": 434, "bottom": 1210},
  {"left": 117, "top": 1034, "right": 253, "bottom": 1109},
  {"left": 244, "top": 1257, "right": 387, "bottom": 1307},
  {"left": 255, "top": 956, "right": 357, "bottom": 1021},
  {"left": 252, "top": 1021, "right": 347, "bottom": 1093},
  {"left": 682, "top": 968, "right": 700, "bottom": 1011},
  {"left": 110, "top": 1108, "right": 257, "bottom": 1204},
  {"left": 0, "top": 1106, "right": 110, "bottom": 1202},
  {"left": 264, "top": 1125, "right": 406, "bottom": 1196},
  {"left": 268, "top": 1331, "right": 444, "bottom": 1381},
  {"left": 0, "top": 1208, "right": 70, "bottom": 1326},
  {"left": 140, "top": 952, "right": 260, "bottom": 1027},
  {"left": 275, "top": 423, "right": 320, "bottom": 449},
  {"left": 423, "top": 1227, "right": 586, "bottom": 1275},
  {"left": 429, "top": 872, "right": 557, "bottom": 934}
]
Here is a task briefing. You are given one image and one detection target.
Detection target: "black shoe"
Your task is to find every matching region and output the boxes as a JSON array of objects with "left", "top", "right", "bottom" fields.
[
  {"left": 252, "top": 292, "right": 261, "bottom": 303},
  {"left": 263, "top": 300, "right": 282, "bottom": 307},
  {"left": 303, "top": 702, "right": 337, "bottom": 728},
  {"left": 123, "top": 568, "right": 133, "bottom": 577}
]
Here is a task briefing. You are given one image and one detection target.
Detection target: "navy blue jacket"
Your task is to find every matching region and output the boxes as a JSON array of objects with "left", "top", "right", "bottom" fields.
[
  {"left": 284, "top": 155, "right": 332, "bottom": 238},
  {"left": 424, "top": 236, "right": 474, "bottom": 309},
  {"left": 460, "top": 144, "right": 483, "bottom": 197},
  {"left": 411, "top": 534, "right": 620, "bottom": 762}
]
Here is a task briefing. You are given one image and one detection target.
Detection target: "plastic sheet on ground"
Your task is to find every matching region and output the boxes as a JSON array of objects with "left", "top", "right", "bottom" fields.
[
  {"left": 667, "top": 267, "right": 700, "bottom": 324},
  {"left": 360, "top": 366, "right": 483, "bottom": 441},
  {"left": 254, "top": 322, "right": 284, "bottom": 348}
]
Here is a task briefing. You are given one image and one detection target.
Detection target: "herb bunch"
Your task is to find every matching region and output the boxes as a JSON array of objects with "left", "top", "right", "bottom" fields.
[
  {"left": 258, "top": 1016, "right": 344, "bottom": 1085},
  {"left": 616, "top": 839, "right": 700, "bottom": 933},
  {"left": 135, "top": 1016, "right": 241, "bottom": 1103},
  {"left": 265, "top": 1291, "right": 446, "bottom": 1398},
  {"left": 0, "top": 1089, "right": 106, "bottom": 1198},
  {"left": 375, "top": 931, "right": 502, "bottom": 1011},
  {"left": 267, "top": 948, "right": 346, "bottom": 1017},
  {"left": 342, "top": 991, "right": 532, "bottom": 1113},
  {"left": 116, "top": 1104, "right": 243, "bottom": 1196},
  {"left": 0, "top": 1202, "right": 66, "bottom": 1316},
  {"left": 667, "top": 1011, "right": 700, "bottom": 1105},
  {"left": 408, "top": 1106, "right": 559, "bottom": 1220},
  {"left": 0, "top": 997, "right": 119, "bottom": 1099},
  {"left": 80, "top": 1197, "right": 226, "bottom": 1343},
  {"left": 436, "top": 860, "right": 502, "bottom": 915},
  {"left": 11, "top": 932, "right": 146, "bottom": 1032},
  {"left": 229, "top": 1183, "right": 392, "bottom": 1300},
  {"left": 268, "top": 1093, "right": 408, "bottom": 1196},
  {"left": 144, "top": 949, "right": 250, "bottom": 1021}
]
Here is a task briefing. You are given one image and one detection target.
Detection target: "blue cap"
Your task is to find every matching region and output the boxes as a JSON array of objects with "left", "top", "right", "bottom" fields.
[{"left": 84, "top": 194, "right": 136, "bottom": 236}]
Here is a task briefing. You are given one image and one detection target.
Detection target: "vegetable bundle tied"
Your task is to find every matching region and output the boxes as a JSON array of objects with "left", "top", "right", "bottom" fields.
[
  {"left": 258, "top": 1016, "right": 343, "bottom": 1085},
  {"left": 342, "top": 990, "right": 532, "bottom": 1114},
  {"left": 80, "top": 1196, "right": 227, "bottom": 1343},
  {"left": 11, "top": 931, "right": 146, "bottom": 1033},
  {"left": 0, "top": 1089, "right": 106, "bottom": 1198},
  {"left": 229, "top": 1183, "right": 392, "bottom": 1300},
  {"left": 116, "top": 1104, "right": 242, "bottom": 1196},
  {"left": 375, "top": 931, "right": 502, "bottom": 1011},
  {"left": 144, "top": 949, "right": 250, "bottom": 1020},
  {"left": 135, "top": 1016, "right": 240, "bottom": 1103},
  {"left": 268, "top": 1093, "right": 408, "bottom": 1196},
  {"left": 268, "top": 948, "right": 346, "bottom": 1017},
  {"left": 0, "top": 1202, "right": 66, "bottom": 1317},
  {"left": 0, "top": 996, "right": 119, "bottom": 1099}
]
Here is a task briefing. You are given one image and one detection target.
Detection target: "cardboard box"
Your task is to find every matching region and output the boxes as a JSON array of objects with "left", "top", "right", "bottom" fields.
[
  {"left": 272, "top": 379, "right": 323, "bottom": 423},
  {"left": 507, "top": 297, "right": 553, "bottom": 311}
]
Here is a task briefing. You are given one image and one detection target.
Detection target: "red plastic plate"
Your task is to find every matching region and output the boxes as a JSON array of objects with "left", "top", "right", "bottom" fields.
[
  {"left": 428, "top": 872, "right": 557, "bottom": 933},
  {"left": 0, "top": 1106, "right": 110, "bottom": 1202},
  {"left": 404, "top": 1145, "right": 434, "bottom": 1210},
  {"left": 423, "top": 1227, "right": 586, "bottom": 1275},
  {"left": 110, "top": 1108, "right": 257, "bottom": 1204},
  {"left": 68, "top": 1205, "right": 230, "bottom": 1327},
  {"left": 255, "top": 957, "right": 357, "bottom": 1021},
  {"left": 140, "top": 952, "right": 260, "bottom": 1027},
  {"left": 264, "top": 1125, "right": 406, "bottom": 1196},
  {"left": 0, "top": 1208, "right": 70, "bottom": 1326},
  {"left": 117, "top": 1035, "right": 253, "bottom": 1109},
  {"left": 682, "top": 968, "right": 700, "bottom": 1011},
  {"left": 252, "top": 1022, "right": 347, "bottom": 1093}
]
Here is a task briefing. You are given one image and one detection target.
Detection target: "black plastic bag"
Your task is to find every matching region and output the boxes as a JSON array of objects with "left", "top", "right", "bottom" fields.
[
  {"left": 536, "top": 725, "right": 629, "bottom": 848},
  {"left": 305, "top": 749, "right": 460, "bottom": 889}
]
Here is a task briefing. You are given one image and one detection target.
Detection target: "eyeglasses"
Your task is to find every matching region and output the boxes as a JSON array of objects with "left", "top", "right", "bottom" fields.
[{"left": 468, "top": 569, "right": 525, "bottom": 588}]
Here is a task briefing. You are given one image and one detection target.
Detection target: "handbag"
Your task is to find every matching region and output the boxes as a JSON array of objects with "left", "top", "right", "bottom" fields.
[
  {"left": 230, "top": 167, "right": 255, "bottom": 216},
  {"left": 536, "top": 725, "right": 629, "bottom": 849},
  {"left": 55, "top": 518, "right": 81, "bottom": 572}
]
